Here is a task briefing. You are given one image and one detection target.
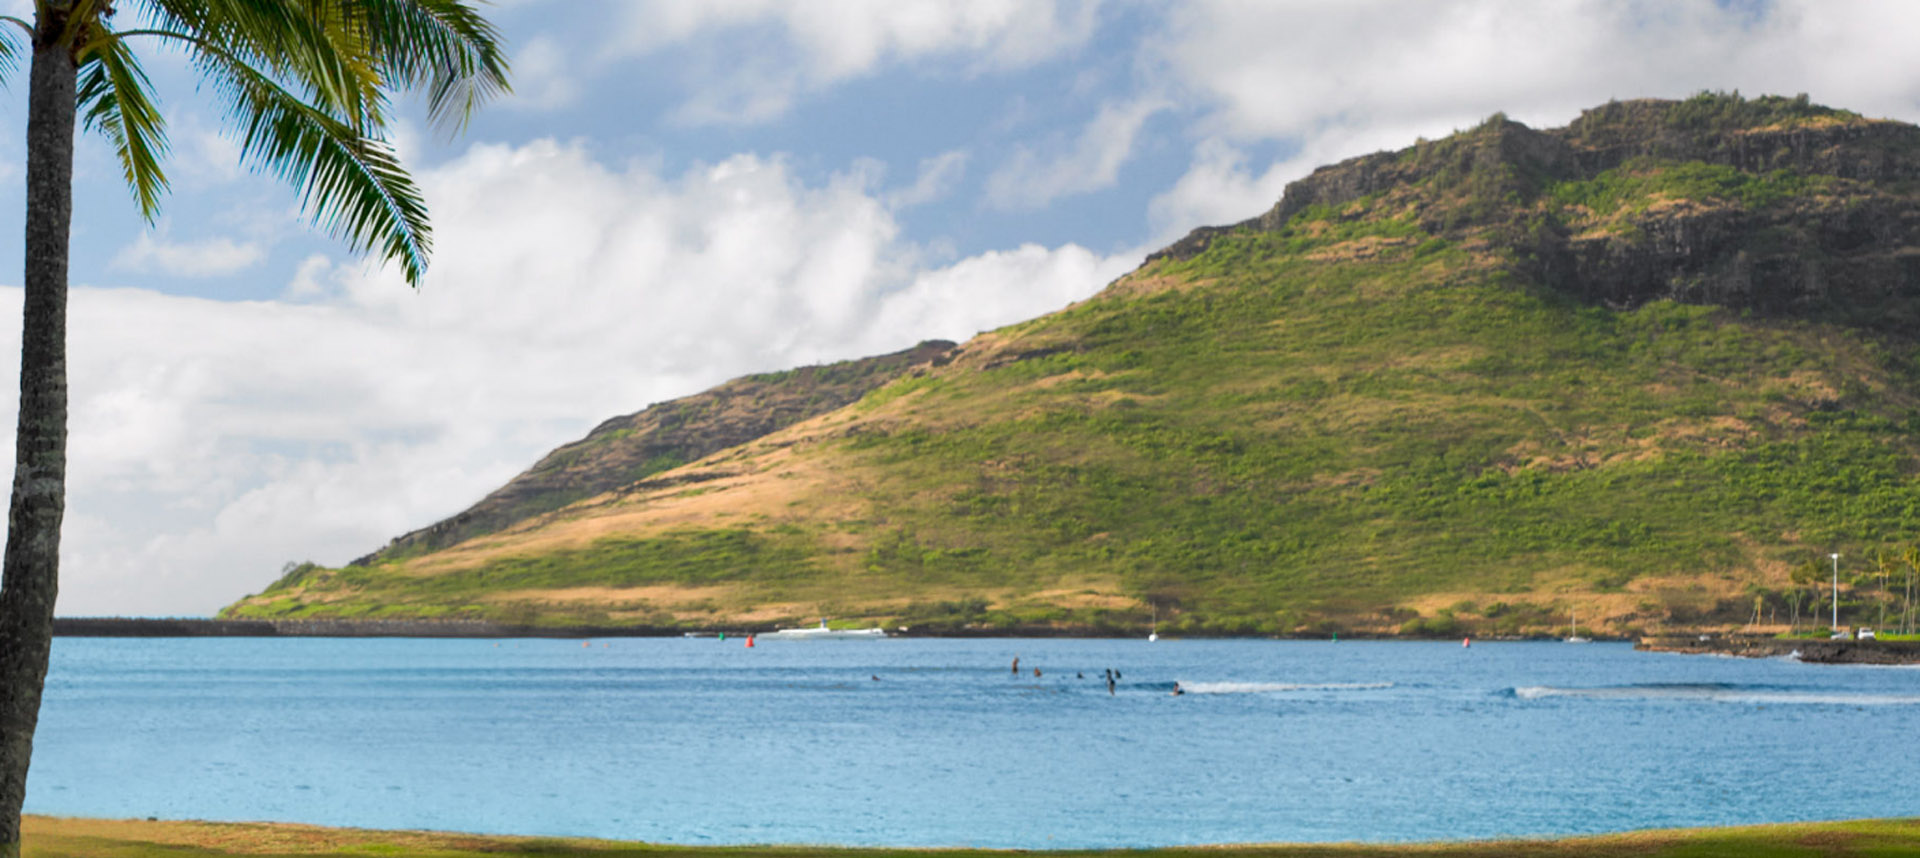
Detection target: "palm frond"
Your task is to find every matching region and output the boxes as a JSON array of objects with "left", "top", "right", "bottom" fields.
[
  {"left": 77, "top": 31, "right": 171, "bottom": 219},
  {"left": 134, "top": 0, "right": 387, "bottom": 131},
  {"left": 110, "top": 0, "right": 509, "bottom": 285},
  {"left": 136, "top": 0, "right": 508, "bottom": 134},
  {"left": 0, "top": 15, "right": 29, "bottom": 84},
  {"left": 195, "top": 40, "right": 430, "bottom": 286},
  {"left": 327, "top": 0, "right": 510, "bottom": 132}
]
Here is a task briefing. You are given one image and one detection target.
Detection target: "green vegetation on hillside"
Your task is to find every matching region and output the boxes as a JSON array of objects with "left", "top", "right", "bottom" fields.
[
  {"left": 1550, "top": 161, "right": 1833, "bottom": 219},
  {"left": 223, "top": 95, "right": 1920, "bottom": 637},
  {"left": 1662, "top": 90, "right": 1858, "bottom": 130},
  {"left": 248, "top": 530, "right": 822, "bottom": 626},
  {"left": 821, "top": 211, "right": 1920, "bottom": 634}
]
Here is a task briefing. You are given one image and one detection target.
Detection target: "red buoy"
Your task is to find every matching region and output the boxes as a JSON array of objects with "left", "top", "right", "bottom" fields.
[
  {"left": 745, "top": 635, "right": 755, "bottom": 648},
  {"left": 1462, "top": 636, "right": 1471, "bottom": 648}
]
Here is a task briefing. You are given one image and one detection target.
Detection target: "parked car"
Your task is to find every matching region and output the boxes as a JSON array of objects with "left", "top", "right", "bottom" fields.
[{"left": 1858, "top": 627, "right": 1877, "bottom": 640}]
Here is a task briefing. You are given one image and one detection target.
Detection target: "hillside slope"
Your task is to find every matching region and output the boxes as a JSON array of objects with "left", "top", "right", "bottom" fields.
[
  {"left": 354, "top": 339, "right": 956, "bottom": 565},
  {"left": 225, "top": 94, "right": 1920, "bottom": 637}
]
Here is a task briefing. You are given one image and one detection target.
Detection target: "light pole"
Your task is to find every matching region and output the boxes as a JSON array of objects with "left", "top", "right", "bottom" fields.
[{"left": 1831, "top": 552, "right": 1841, "bottom": 631}]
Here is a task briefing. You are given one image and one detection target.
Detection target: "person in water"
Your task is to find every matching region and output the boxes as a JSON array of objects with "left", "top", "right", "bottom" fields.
[
  {"left": 1012, "top": 656, "right": 1020, "bottom": 674},
  {"left": 1033, "top": 667, "right": 1042, "bottom": 678},
  {"left": 1171, "top": 682, "right": 1184, "bottom": 696}
]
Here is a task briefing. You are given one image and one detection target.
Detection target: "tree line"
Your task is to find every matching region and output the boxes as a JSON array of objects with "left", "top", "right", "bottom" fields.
[{"left": 1744, "top": 548, "right": 1920, "bottom": 634}]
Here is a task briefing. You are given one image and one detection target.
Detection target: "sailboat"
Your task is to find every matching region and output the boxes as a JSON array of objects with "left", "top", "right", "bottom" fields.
[{"left": 1565, "top": 610, "right": 1591, "bottom": 644}]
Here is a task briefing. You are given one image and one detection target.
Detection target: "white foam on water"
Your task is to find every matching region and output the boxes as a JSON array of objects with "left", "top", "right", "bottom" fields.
[
  {"left": 1180, "top": 681, "right": 1394, "bottom": 694},
  {"left": 1513, "top": 684, "right": 1920, "bottom": 705}
]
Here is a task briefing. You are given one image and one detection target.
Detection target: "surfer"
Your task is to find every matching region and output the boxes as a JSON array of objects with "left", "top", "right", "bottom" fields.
[
  {"left": 1105, "top": 669, "right": 1116, "bottom": 696},
  {"left": 1171, "top": 682, "right": 1184, "bottom": 696},
  {"left": 1012, "top": 656, "right": 1020, "bottom": 675},
  {"left": 1033, "top": 667, "right": 1042, "bottom": 678}
]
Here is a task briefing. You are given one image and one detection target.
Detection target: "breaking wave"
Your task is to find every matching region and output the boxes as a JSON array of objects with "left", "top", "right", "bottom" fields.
[
  {"left": 1510, "top": 683, "right": 1920, "bottom": 706},
  {"left": 1179, "top": 681, "right": 1394, "bottom": 694}
]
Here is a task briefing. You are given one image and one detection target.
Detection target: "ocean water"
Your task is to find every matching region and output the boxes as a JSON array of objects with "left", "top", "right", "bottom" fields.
[{"left": 24, "top": 636, "right": 1920, "bottom": 847}]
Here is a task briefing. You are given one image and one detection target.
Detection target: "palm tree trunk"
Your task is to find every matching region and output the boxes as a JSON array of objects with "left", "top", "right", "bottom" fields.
[{"left": 0, "top": 27, "right": 76, "bottom": 858}]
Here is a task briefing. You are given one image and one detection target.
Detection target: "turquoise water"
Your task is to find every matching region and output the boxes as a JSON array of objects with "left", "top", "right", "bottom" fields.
[{"left": 24, "top": 637, "right": 1920, "bottom": 847}]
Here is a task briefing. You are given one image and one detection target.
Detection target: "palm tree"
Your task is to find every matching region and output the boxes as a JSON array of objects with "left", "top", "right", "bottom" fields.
[
  {"left": 1873, "top": 551, "right": 1896, "bottom": 631},
  {"left": 1896, "top": 548, "right": 1912, "bottom": 633},
  {"left": 0, "top": 3, "right": 506, "bottom": 853},
  {"left": 1787, "top": 560, "right": 1820, "bottom": 632}
]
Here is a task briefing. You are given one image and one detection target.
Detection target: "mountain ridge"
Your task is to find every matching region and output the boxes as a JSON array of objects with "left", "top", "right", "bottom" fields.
[
  {"left": 354, "top": 339, "right": 956, "bottom": 566},
  {"left": 224, "top": 93, "right": 1920, "bottom": 638},
  {"left": 1161, "top": 96, "right": 1920, "bottom": 325}
]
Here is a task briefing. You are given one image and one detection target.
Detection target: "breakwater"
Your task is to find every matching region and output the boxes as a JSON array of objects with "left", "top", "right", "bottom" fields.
[
  {"left": 51, "top": 617, "right": 686, "bottom": 638},
  {"left": 1637, "top": 634, "right": 1920, "bottom": 664}
]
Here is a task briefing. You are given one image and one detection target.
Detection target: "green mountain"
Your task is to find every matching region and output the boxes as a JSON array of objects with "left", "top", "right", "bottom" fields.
[{"left": 224, "top": 94, "right": 1920, "bottom": 638}]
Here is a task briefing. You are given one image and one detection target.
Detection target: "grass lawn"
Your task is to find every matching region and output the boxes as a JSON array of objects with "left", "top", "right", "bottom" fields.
[{"left": 22, "top": 816, "right": 1920, "bottom": 858}]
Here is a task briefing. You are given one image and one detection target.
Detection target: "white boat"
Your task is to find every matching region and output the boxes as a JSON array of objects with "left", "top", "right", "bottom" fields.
[
  {"left": 760, "top": 619, "right": 887, "bottom": 639},
  {"left": 1565, "top": 610, "right": 1591, "bottom": 644}
]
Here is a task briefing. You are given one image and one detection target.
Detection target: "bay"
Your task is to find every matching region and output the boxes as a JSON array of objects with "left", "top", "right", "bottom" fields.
[{"left": 24, "top": 637, "right": 1920, "bottom": 848}]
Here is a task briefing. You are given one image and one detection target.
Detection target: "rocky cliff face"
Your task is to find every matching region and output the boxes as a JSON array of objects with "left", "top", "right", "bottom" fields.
[
  {"left": 354, "top": 339, "right": 955, "bottom": 564},
  {"left": 1153, "top": 94, "right": 1920, "bottom": 330}
]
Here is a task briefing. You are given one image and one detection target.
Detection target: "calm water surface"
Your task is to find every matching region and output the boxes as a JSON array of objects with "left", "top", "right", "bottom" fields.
[{"left": 25, "top": 637, "right": 1920, "bottom": 847}]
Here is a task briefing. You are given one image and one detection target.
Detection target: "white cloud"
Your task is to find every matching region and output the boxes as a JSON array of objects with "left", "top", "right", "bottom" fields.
[
  {"left": 985, "top": 97, "right": 1169, "bottom": 210},
  {"left": 1155, "top": 0, "right": 1920, "bottom": 144},
  {"left": 282, "top": 254, "right": 336, "bottom": 301},
  {"left": 1145, "top": 118, "right": 1468, "bottom": 244},
  {"left": 1140, "top": 0, "right": 1920, "bottom": 240},
  {"left": 614, "top": 0, "right": 1101, "bottom": 124},
  {"left": 110, "top": 231, "right": 266, "bottom": 278},
  {"left": 175, "top": 118, "right": 245, "bottom": 184},
  {"left": 501, "top": 35, "right": 581, "bottom": 111},
  {"left": 26, "top": 138, "right": 1138, "bottom": 616},
  {"left": 1145, "top": 139, "right": 1284, "bottom": 242},
  {"left": 886, "top": 149, "right": 969, "bottom": 210},
  {"left": 870, "top": 241, "right": 1134, "bottom": 338}
]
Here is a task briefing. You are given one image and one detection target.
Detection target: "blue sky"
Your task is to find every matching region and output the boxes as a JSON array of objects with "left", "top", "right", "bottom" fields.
[{"left": 4, "top": 0, "right": 1919, "bottom": 615}]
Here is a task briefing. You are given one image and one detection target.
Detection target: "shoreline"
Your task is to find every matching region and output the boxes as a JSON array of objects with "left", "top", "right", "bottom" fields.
[
  {"left": 52, "top": 617, "right": 1615, "bottom": 640},
  {"left": 59, "top": 617, "right": 1920, "bottom": 664},
  {"left": 50, "top": 617, "right": 1146, "bottom": 639},
  {"left": 21, "top": 815, "right": 1920, "bottom": 857}
]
